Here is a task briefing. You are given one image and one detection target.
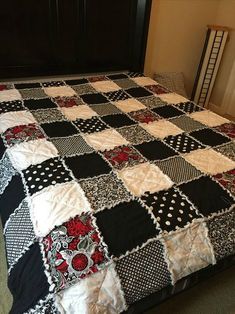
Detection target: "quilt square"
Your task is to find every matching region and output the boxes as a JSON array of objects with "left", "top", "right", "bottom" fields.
[
  {"left": 41, "top": 81, "right": 65, "bottom": 87},
  {"left": 42, "top": 213, "right": 110, "bottom": 291},
  {"left": 83, "top": 129, "right": 129, "bottom": 151},
  {"left": 23, "top": 157, "right": 72, "bottom": 195},
  {"left": 74, "top": 117, "right": 108, "bottom": 134},
  {"left": 189, "top": 110, "right": 229, "bottom": 127},
  {"left": 145, "top": 84, "right": 169, "bottom": 95},
  {"left": 0, "top": 83, "right": 13, "bottom": 90},
  {"left": 102, "top": 145, "right": 145, "bottom": 170},
  {"left": 163, "top": 221, "right": 215, "bottom": 283},
  {"left": 79, "top": 173, "right": 131, "bottom": 211},
  {"left": 88, "top": 75, "right": 108, "bottom": 82},
  {"left": 214, "top": 122, "right": 235, "bottom": 139},
  {"left": 24, "top": 98, "right": 57, "bottom": 110},
  {"left": 207, "top": 209, "right": 235, "bottom": 260},
  {"left": 132, "top": 76, "right": 158, "bottom": 86},
  {"left": 54, "top": 96, "right": 84, "bottom": 108},
  {"left": 127, "top": 72, "right": 143, "bottom": 78},
  {"left": 138, "top": 96, "right": 167, "bottom": 109},
  {"left": 126, "top": 87, "right": 152, "bottom": 98},
  {"left": 0, "top": 137, "right": 6, "bottom": 159},
  {"left": 65, "top": 78, "right": 89, "bottom": 85},
  {"left": 114, "top": 78, "right": 139, "bottom": 89},
  {"left": 155, "top": 156, "right": 202, "bottom": 184},
  {"left": 215, "top": 142, "right": 235, "bottom": 161},
  {"left": 80, "top": 93, "right": 108, "bottom": 105},
  {"left": 128, "top": 109, "right": 159, "bottom": 124},
  {"left": 178, "top": 176, "right": 234, "bottom": 216},
  {"left": 117, "top": 162, "right": 173, "bottom": 196},
  {"left": 115, "top": 240, "right": 171, "bottom": 305},
  {"left": 163, "top": 133, "right": 205, "bottom": 153},
  {"left": 107, "top": 73, "right": 128, "bottom": 80},
  {"left": 117, "top": 125, "right": 155, "bottom": 145},
  {"left": 95, "top": 200, "right": 158, "bottom": 257},
  {"left": 104, "top": 90, "right": 130, "bottom": 102},
  {"left": 89, "top": 103, "right": 121, "bottom": 116},
  {"left": 114, "top": 98, "right": 146, "bottom": 113},
  {"left": 90, "top": 81, "right": 120, "bottom": 93},
  {"left": 101, "top": 113, "right": 136, "bottom": 128},
  {"left": 2, "top": 123, "right": 45, "bottom": 147},
  {"left": 141, "top": 187, "right": 201, "bottom": 232},
  {"left": 183, "top": 148, "right": 235, "bottom": 175},
  {"left": 213, "top": 169, "right": 235, "bottom": 196},
  {"left": 141, "top": 120, "right": 183, "bottom": 139},
  {"left": 31, "top": 108, "right": 65, "bottom": 124},
  {"left": 41, "top": 121, "right": 78, "bottom": 138},
  {"left": 134, "top": 140, "right": 178, "bottom": 161},
  {"left": 0, "top": 100, "right": 24, "bottom": 114},
  {"left": 174, "top": 101, "right": 203, "bottom": 113},
  {"left": 61, "top": 105, "right": 97, "bottom": 121},
  {"left": 43, "top": 86, "right": 76, "bottom": 98},
  {"left": 51, "top": 135, "right": 94, "bottom": 157},
  {"left": 152, "top": 105, "right": 184, "bottom": 119},
  {"left": 158, "top": 93, "right": 188, "bottom": 104},
  {"left": 189, "top": 128, "right": 231, "bottom": 147},
  {"left": 64, "top": 152, "right": 111, "bottom": 179},
  {"left": 72, "top": 84, "right": 97, "bottom": 95},
  {"left": 14, "top": 82, "right": 41, "bottom": 89},
  {"left": 0, "top": 89, "right": 22, "bottom": 102},
  {"left": 170, "top": 116, "right": 206, "bottom": 132},
  {"left": 0, "top": 111, "right": 36, "bottom": 134},
  {"left": 19, "top": 88, "right": 47, "bottom": 99}
]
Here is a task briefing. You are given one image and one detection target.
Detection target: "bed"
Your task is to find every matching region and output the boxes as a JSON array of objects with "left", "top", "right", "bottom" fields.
[{"left": 0, "top": 73, "right": 235, "bottom": 313}]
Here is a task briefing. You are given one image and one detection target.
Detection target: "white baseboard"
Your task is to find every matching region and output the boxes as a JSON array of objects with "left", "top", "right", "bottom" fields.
[{"left": 208, "top": 102, "right": 225, "bottom": 115}]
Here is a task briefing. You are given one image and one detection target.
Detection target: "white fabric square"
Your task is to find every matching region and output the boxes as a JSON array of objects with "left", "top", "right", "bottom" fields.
[
  {"left": 115, "top": 98, "right": 146, "bottom": 113},
  {"left": 90, "top": 81, "right": 121, "bottom": 93},
  {"left": 0, "top": 111, "right": 36, "bottom": 133},
  {"left": 158, "top": 93, "right": 188, "bottom": 104},
  {"left": 117, "top": 162, "right": 173, "bottom": 196},
  {"left": 189, "top": 110, "right": 229, "bottom": 127},
  {"left": 141, "top": 120, "right": 183, "bottom": 139},
  {"left": 7, "top": 139, "right": 58, "bottom": 171},
  {"left": 30, "top": 181, "right": 91, "bottom": 236},
  {"left": 57, "top": 263, "right": 126, "bottom": 314},
  {"left": 61, "top": 105, "right": 98, "bottom": 120},
  {"left": 83, "top": 129, "right": 129, "bottom": 151},
  {"left": 0, "top": 89, "right": 22, "bottom": 102},
  {"left": 43, "top": 86, "right": 76, "bottom": 97},
  {"left": 132, "top": 76, "right": 158, "bottom": 86},
  {"left": 163, "top": 221, "right": 215, "bottom": 283},
  {"left": 183, "top": 148, "right": 235, "bottom": 175}
]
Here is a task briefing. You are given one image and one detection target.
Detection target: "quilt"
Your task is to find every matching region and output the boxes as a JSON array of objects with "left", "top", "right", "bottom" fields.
[{"left": 0, "top": 72, "right": 235, "bottom": 314}]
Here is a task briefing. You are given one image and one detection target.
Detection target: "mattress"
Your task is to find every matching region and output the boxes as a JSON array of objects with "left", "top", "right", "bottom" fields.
[{"left": 0, "top": 72, "right": 234, "bottom": 314}]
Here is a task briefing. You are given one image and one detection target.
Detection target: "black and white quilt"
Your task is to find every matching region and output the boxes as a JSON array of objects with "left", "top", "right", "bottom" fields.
[{"left": 0, "top": 73, "right": 235, "bottom": 314}]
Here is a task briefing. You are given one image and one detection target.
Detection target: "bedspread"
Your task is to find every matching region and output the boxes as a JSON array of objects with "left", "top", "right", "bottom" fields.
[{"left": 0, "top": 73, "right": 235, "bottom": 314}]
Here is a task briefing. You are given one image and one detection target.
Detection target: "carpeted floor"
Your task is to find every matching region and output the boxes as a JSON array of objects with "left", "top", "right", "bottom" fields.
[{"left": 0, "top": 220, "right": 234, "bottom": 314}]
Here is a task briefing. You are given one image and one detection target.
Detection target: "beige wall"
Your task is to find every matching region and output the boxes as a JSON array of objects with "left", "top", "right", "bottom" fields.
[{"left": 144, "top": 0, "right": 220, "bottom": 97}]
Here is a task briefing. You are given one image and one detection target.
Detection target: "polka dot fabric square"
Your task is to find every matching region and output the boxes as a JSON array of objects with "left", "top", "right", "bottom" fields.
[
  {"left": 0, "top": 100, "right": 24, "bottom": 114},
  {"left": 22, "top": 157, "right": 72, "bottom": 195},
  {"left": 175, "top": 101, "right": 203, "bottom": 114},
  {"left": 163, "top": 133, "right": 205, "bottom": 153},
  {"left": 73, "top": 117, "right": 108, "bottom": 134},
  {"left": 141, "top": 187, "right": 201, "bottom": 232},
  {"left": 104, "top": 90, "right": 130, "bottom": 102}
]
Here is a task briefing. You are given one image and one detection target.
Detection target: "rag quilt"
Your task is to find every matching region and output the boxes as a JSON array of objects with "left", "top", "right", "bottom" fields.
[{"left": 0, "top": 73, "right": 235, "bottom": 314}]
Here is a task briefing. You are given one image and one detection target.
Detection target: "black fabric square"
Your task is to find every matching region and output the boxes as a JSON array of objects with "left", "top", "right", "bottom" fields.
[
  {"left": 175, "top": 101, "right": 204, "bottom": 114},
  {"left": 178, "top": 176, "right": 234, "bottom": 216},
  {"left": 64, "top": 152, "right": 111, "bottom": 179},
  {"left": 41, "top": 81, "right": 65, "bottom": 87},
  {"left": 101, "top": 114, "right": 136, "bottom": 128},
  {"left": 80, "top": 93, "right": 108, "bottom": 105},
  {"left": 0, "top": 137, "right": 6, "bottom": 159},
  {"left": 65, "top": 78, "right": 89, "bottom": 85},
  {"left": 189, "top": 128, "right": 231, "bottom": 147},
  {"left": 73, "top": 117, "right": 108, "bottom": 134},
  {"left": 104, "top": 90, "right": 130, "bottom": 102},
  {"left": 8, "top": 242, "right": 49, "bottom": 314},
  {"left": 0, "top": 100, "right": 24, "bottom": 114},
  {"left": 0, "top": 175, "right": 26, "bottom": 228},
  {"left": 152, "top": 105, "right": 184, "bottom": 118},
  {"left": 95, "top": 200, "right": 158, "bottom": 257},
  {"left": 141, "top": 187, "right": 201, "bottom": 232},
  {"left": 163, "top": 133, "right": 205, "bottom": 153},
  {"left": 126, "top": 87, "right": 153, "bottom": 98},
  {"left": 107, "top": 73, "right": 128, "bottom": 80},
  {"left": 41, "top": 121, "right": 78, "bottom": 138},
  {"left": 22, "top": 157, "right": 72, "bottom": 195},
  {"left": 24, "top": 98, "right": 57, "bottom": 110},
  {"left": 134, "top": 140, "right": 178, "bottom": 161},
  {"left": 14, "top": 82, "right": 41, "bottom": 89}
]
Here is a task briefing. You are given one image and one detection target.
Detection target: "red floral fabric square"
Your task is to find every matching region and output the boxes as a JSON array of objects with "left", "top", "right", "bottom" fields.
[
  {"left": 213, "top": 169, "right": 235, "bottom": 196},
  {"left": 88, "top": 76, "right": 108, "bottom": 82},
  {"left": 42, "top": 213, "right": 110, "bottom": 291},
  {"left": 103, "top": 145, "right": 145, "bottom": 170},
  {"left": 145, "top": 84, "right": 170, "bottom": 95},
  {"left": 214, "top": 123, "right": 235, "bottom": 139},
  {"left": 55, "top": 96, "right": 83, "bottom": 108},
  {"left": 128, "top": 109, "right": 159, "bottom": 124},
  {"left": 3, "top": 123, "right": 45, "bottom": 147}
]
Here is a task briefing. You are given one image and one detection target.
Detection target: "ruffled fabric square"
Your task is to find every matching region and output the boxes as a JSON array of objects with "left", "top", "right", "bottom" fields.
[
  {"left": 114, "top": 98, "right": 146, "bottom": 113},
  {"left": 0, "top": 111, "right": 36, "bottom": 133},
  {"left": 132, "top": 76, "right": 158, "bottom": 86},
  {"left": 61, "top": 105, "right": 97, "bottom": 121},
  {"left": 0, "top": 89, "right": 22, "bottom": 102},
  {"left": 141, "top": 120, "right": 183, "bottom": 139},
  {"left": 43, "top": 86, "right": 76, "bottom": 98},
  {"left": 189, "top": 110, "right": 229, "bottom": 127},
  {"left": 90, "top": 81, "right": 121, "bottom": 93}
]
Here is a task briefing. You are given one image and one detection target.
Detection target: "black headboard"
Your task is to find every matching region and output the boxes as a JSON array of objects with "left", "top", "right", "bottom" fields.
[{"left": 0, "top": 0, "right": 152, "bottom": 79}]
